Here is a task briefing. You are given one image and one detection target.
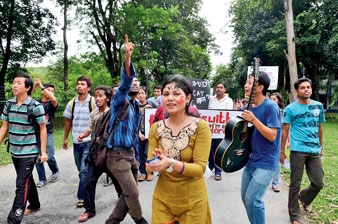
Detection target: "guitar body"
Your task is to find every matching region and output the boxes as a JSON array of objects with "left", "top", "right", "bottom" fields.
[{"left": 214, "top": 116, "right": 253, "bottom": 173}]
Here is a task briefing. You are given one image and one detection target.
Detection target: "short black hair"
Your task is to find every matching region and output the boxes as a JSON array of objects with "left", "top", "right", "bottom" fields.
[
  {"left": 139, "top": 86, "right": 147, "bottom": 94},
  {"left": 14, "top": 72, "right": 33, "bottom": 96},
  {"left": 153, "top": 85, "right": 161, "bottom": 90},
  {"left": 77, "top": 76, "right": 93, "bottom": 88},
  {"left": 294, "top": 78, "right": 312, "bottom": 90},
  {"left": 43, "top": 84, "right": 55, "bottom": 90},
  {"left": 249, "top": 71, "right": 270, "bottom": 96},
  {"left": 111, "top": 84, "right": 119, "bottom": 89},
  {"left": 94, "top": 85, "right": 112, "bottom": 106},
  {"left": 216, "top": 82, "right": 227, "bottom": 89}
]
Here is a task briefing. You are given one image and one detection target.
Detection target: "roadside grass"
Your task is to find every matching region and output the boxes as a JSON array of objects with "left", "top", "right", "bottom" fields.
[
  {"left": 281, "top": 113, "right": 338, "bottom": 223},
  {"left": 0, "top": 128, "right": 72, "bottom": 166}
]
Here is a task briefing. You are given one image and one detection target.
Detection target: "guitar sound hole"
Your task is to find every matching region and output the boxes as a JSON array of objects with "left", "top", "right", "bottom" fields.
[{"left": 240, "top": 132, "right": 246, "bottom": 142}]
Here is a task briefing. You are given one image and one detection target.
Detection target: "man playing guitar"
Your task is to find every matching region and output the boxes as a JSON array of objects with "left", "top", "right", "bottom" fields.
[{"left": 241, "top": 71, "right": 282, "bottom": 224}]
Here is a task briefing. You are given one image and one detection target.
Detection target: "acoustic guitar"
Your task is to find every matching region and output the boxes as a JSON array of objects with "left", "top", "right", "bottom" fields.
[{"left": 214, "top": 58, "right": 260, "bottom": 173}]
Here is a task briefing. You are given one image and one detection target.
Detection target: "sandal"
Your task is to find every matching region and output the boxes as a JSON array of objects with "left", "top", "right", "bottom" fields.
[
  {"left": 138, "top": 174, "right": 147, "bottom": 182},
  {"left": 214, "top": 174, "right": 222, "bottom": 181},
  {"left": 103, "top": 180, "right": 113, "bottom": 187},
  {"left": 24, "top": 208, "right": 40, "bottom": 216},
  {"left": 76, "top": 200, "right": 84, "bottom": 208},
  {"left": 298, "top": 191, "right": 312, "bottom": 212},
  {"left": 51, "top": 172, "right": 59, "bottom": 182},
  {"left": 272, "top": 186, "right": 280, "bottom": 193},
  {"left": 146, "top": 174, "right": 154, "bottom": 181},
  {"left": 78, "top": 212, "right": 96, "bottom": 222},
  {"left": 36, "top": 181, "right": 46, "bottom": 188}
]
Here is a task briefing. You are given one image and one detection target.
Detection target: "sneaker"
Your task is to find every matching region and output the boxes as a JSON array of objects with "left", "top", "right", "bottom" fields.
[
  {"left": 51, "top": 172, "right": 59, "bottom": 182},
  {"left": 36, "top": 181, "right": 46, "bottom": 188}
]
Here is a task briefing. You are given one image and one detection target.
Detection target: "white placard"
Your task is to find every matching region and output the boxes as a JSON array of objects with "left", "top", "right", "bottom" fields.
[
  {"left": 144, "top": 108, "right": 243, "bottom": 139},
  {"left": 248, "top": 66, "right": 279, "bottom": 90}
]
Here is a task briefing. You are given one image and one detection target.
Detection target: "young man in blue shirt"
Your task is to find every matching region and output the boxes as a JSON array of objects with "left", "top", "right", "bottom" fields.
[
  {"left": 105, "top": 35, "right": 147, "bottom": 224},
  {"left": 241, "top": 71, "right": 282, "bottom": 224},
  {"left": 280, "top": 78, "right": 325, "bottom": 224}
]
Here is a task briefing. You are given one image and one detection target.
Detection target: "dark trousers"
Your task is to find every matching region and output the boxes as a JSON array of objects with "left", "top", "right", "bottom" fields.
[
  {"left": 208, "top": 139, "right": 222, "bottom": 175},
  {"left": 289, "top": 151, "right": 324, "bottom": 221},
  {"left": 8, "top": 156, "right": 40, "bottom": 224},
  {"left": 105, "top": 148, "right": 142, "bottom": 224},
  {"left": 84, "top": 156, "right": 122, "bottom": 216},
  {"left": 138, "top": 139, "right": 148, "bottom": 175}
]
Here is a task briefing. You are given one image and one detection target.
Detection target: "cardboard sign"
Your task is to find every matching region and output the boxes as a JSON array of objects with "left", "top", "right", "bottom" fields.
[
  {"left": 190, "top": 79, "right": 210, "bottom": 109},
  {"left": 144, "top": 108, "right": 243, "bottom": 139},
  {"left": 248, "top": 66, "right": 279, "bottom": 90}
]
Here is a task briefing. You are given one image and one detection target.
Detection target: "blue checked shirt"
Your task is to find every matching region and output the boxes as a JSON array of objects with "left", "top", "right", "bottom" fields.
[{"left": 107, "top": 62, "right": 141, "bottom": 159}]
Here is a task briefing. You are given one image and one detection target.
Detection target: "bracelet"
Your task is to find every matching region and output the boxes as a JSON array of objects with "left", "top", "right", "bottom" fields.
[{"left": 179, "top": 162, "right": 185, "bottom": 175}]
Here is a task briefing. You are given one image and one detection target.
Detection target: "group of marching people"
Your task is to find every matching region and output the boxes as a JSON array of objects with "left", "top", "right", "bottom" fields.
[{"left": 1, "top": 35, "right": 325, "bottom": 224}]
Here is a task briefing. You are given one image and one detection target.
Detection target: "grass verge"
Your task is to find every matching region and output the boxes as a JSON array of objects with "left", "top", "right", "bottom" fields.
[{"left": 0, "top": 128, "right": 72, "bottom": 166}]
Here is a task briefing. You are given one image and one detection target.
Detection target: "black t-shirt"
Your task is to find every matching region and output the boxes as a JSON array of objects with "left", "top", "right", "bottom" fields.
[{"left": 38, "top": 100, "right": 57, "bottom": 133}]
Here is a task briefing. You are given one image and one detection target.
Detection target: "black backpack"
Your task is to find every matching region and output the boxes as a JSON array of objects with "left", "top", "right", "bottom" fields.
[
  {"left": 5, "top": 99, "right": 41, "bottom": 154},
  {"left": 89, "top": 99, "right": 130, "bottom": 167}
]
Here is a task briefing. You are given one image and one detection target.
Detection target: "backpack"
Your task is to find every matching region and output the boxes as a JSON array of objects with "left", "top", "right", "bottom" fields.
[
  {"left": 89, "top": 99, "right": 130, "bottom": 167},
  {"left": 5, "top": 99, "right": 41, "bottom": 154},
  {"left": 70, "top": 96, "right": 95, "bottom": 119}
]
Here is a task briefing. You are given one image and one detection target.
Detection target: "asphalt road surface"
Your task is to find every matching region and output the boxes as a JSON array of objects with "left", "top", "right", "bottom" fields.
[{"left": 0, "top": 149, "right": 290, "bottom": 224}]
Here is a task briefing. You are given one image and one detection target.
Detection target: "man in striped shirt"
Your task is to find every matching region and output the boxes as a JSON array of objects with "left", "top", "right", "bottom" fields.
[
  {"left": 63, "top": 76, "right": 97, "bottom": 208},
  {"left": 0, "top": 72, "right": 47, "bottom": 224}
]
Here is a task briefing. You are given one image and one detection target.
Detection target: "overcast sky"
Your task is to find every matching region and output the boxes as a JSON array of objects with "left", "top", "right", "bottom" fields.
[{"left": 30, "top": 0, "right": 235, "bottom": 72}]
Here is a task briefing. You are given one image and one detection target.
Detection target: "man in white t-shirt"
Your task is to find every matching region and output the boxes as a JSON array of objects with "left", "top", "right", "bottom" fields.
[{"left": 208, "top": 82, "right": 233, "bottom": 180}]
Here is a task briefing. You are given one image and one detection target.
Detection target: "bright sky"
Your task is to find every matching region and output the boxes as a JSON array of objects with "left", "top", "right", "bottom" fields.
[{"left": 30, "top": 0, "right": 235, "bottom": 72}]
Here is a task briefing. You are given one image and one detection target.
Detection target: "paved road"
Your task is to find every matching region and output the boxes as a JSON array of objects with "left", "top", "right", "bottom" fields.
[{"left": 0, "top": 149, "right": 290, "bottom": 224}]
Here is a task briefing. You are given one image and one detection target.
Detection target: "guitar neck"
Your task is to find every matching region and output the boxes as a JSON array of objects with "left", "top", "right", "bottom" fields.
[{"left": 242, "top": 58, "right": 260, "bottom": 132}]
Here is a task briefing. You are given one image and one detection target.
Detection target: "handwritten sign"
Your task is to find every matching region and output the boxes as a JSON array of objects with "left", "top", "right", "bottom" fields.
[
  {"left": 144, "top": 108, "right": 243, "bottom": 139},
  {"left": 190, "top": 79, "right": 210, "bottom": 109}
]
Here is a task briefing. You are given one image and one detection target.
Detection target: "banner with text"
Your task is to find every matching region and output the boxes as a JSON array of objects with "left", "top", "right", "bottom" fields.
[{"left": 144, "top": 108, "right": 243, "bottom": 139}]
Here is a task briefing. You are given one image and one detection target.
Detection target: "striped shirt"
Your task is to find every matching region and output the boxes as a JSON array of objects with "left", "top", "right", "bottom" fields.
[
  {"left": 64, "top": 94, "right": 97, "bottom": 143},
  {"left": 1, "top": 96, "right": 46, "bottom": 158},
  {"left": 107, "top": 62, "right": 141, "bottom": 159}
]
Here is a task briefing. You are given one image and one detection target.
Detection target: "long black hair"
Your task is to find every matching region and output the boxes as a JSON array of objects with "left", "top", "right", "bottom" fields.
[
  {"left": 161, "top": 74, "right": 198, "bottom": 117},
  {"left": 271, "top": 92, "right": 284, "bottom": 109}
]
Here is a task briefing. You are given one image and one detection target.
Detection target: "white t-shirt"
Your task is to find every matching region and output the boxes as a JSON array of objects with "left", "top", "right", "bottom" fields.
[{"left": 208, "top": 95, "right": 233, "bottom": 109}]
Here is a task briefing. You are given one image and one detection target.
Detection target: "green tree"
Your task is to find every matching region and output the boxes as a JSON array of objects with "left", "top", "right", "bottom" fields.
[{"left": 0, "top": 0, "right": 57, "bottom": 107}]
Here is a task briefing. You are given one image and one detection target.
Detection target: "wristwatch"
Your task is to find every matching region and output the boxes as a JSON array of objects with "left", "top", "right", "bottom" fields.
[
  {"left": 41, "top": 87, "right": 46, "bottom": 91},
  {"left": 320, "top": 145, "right": 324, "bottom": 150},
  {"left": 166, "top": 158, "right": 175, "bottom": 173}
]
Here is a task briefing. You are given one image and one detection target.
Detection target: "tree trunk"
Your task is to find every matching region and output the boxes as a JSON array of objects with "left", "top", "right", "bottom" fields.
[
  {"left": 0, "top": 0, "right": 15, "bottom": 113},
  {"left": 63, "top": 0, "right": 69, "bottom": 91},
  {"left": 283, "top": 0, "right": 298, "bottom": 102}
]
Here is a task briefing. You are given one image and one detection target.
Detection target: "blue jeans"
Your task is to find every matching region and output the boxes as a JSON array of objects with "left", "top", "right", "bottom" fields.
[
  {"left": 241, "top": 166, "right": 274, "bottom": 224},
  {"left": 36, "top": 133, "right": 59, "bottom": 183},
  {"left": 73, "top": 142, "right": 90, "bottom": 200},
  {"left": 208, "top": 139, "right": 222, "bottom": 175},
  {"left": 271, "top": 163, "right": 280, "bottom": 187}
]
